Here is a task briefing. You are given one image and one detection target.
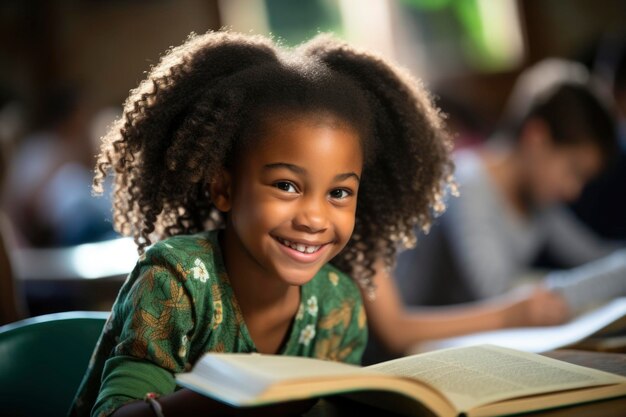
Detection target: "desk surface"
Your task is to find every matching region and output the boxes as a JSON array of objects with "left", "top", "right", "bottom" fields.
[{"left": 305, "top": 349, "right": 626, "bottom": 417}]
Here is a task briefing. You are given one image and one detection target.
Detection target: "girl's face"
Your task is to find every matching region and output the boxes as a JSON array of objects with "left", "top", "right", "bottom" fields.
[{"left": 216, "top": 114, "right": 363, "bottom": 287}]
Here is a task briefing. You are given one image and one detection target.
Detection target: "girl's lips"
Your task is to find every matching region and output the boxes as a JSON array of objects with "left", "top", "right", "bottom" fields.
[
  {"left": 275, "top": 236, "right": 327, "bottom": 253},
  {"left": 273, "top": 236, "right": 331, "bottom": 264}
]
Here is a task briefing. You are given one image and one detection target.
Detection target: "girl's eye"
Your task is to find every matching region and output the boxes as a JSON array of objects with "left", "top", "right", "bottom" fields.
[
  {"left": 329, "top": 188, "right": 352, "bottom": 200},
  {"left": 274, "top": 181, "right": 298, "bottom": 193}
]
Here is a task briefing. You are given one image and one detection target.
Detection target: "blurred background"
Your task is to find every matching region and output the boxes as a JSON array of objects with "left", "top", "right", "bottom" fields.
[{"left": 0, "top": 0, "right": 624, "bottom": 323}]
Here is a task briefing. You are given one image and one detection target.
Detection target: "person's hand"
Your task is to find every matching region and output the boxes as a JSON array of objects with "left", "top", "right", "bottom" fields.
[
  {"left": 505, "top": 284, "right": 571, "bottom": 327},
  {"left": 523, "top": 284, "right": 571, "bottom": 326}
]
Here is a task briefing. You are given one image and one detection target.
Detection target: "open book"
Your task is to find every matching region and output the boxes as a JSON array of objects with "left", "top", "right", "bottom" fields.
[
  {"left": 413, "top": 297, "right": 626, "bottom": 354},
  {"left": 175, "top": 344, "right": 626, "bottom": 417}
]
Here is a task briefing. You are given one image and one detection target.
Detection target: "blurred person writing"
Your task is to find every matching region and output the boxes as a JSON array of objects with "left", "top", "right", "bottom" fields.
[{"left": 394, "top": 59, "right": 625, "bottom": 324}]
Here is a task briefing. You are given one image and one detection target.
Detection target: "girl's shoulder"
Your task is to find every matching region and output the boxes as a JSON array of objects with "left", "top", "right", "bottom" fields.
[
  {"left": 148, "top": 230, "right": 216, "bottom": 253},
  {"left": 136, "top": 230, "right": 225, "bottom": 284},
  {"left": 142, "top": 230, "right": 218, "bottom": 263},
  {"left": 119, "top": 230, "right": 225, "bottom": 317}
]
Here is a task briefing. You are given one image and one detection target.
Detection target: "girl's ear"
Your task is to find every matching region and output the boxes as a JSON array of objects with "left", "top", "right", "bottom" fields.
[{"left": 208, "top": 170, "right": 233, "bottom": 212}]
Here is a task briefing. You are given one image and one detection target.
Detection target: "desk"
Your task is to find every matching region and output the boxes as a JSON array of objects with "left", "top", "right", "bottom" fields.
[
  {"left": 11, "top": 238, "right": 135, "bottom": 314},
  {"left": 305, "top": 350, "right": 626, "bottom": 417}
]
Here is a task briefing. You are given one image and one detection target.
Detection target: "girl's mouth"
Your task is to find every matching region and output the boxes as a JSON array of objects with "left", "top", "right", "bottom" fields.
[{"left": 275, "top": 237, "right": 325, "bottom": 254}]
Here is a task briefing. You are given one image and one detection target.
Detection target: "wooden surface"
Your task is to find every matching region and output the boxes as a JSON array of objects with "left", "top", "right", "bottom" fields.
[
  {"left": 304, "top": 349, "right": 626, "bottom": 417},
  {"left": 543, "top": 349, "right": 626, "bottom": 377}
]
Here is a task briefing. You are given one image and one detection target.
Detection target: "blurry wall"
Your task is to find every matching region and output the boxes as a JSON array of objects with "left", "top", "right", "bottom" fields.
[
  {"left": 2, "top": 0, "right": 624, "bottom": 147},
  {"left": 0, "top": 0, "right": 221, "bottom": 118},
  {"left": 428, "top": 0, "right": 626, "bottom": 132}
]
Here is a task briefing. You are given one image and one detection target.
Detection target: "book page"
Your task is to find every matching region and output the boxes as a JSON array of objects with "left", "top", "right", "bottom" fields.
[
  {"left": 414, "top": 297, "right": 626, "bottom": 354},
  {"left": 368, "top": 345, "right": 626, "bottom": 412},
  {"left": 197, "top": 353, "right": 365, "bottom": 382},
  {"left": 176, "top": 352, "right": 400, "bottom": 406}
]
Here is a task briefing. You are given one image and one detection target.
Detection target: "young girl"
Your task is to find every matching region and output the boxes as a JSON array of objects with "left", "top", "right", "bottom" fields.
[{"left": 69, "top": 30, "right": 455, "bottom": 417}]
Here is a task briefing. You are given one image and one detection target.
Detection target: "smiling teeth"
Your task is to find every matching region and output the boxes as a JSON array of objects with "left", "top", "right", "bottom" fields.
[{"left": 278, "top": 238, "right": 321, "bottom": 254}]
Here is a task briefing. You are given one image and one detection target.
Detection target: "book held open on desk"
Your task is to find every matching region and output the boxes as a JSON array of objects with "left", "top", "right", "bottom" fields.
[{"left": 175, "top": 344, "right": 626, "bottom": 417}]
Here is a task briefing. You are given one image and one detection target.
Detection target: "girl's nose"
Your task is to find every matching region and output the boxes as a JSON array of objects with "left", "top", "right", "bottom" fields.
[{"left": 293, "top": 196, "right": 328, "bottom": 233}]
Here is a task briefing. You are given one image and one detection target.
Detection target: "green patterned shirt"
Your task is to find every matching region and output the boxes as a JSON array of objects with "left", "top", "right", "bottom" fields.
[{"left": 69, "top": 230, "right": 367, "bottom": 417}]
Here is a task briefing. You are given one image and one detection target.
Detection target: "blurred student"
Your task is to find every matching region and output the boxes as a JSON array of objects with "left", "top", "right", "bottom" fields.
[
  {"left": 395, "top": 59, "right": 626, "bottom": 319},
  {"left": 2, "top": 85, "right": 114, "bottom": 247}
]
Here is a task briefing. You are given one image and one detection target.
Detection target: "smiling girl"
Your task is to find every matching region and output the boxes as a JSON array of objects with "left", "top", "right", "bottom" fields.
[{"left": 69, "top": 31, "right": 453, "bottom": 417}]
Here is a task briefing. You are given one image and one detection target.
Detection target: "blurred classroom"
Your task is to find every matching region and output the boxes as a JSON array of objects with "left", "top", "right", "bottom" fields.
[{"left": 0, "top": 0, "right": 625, "bottom": 325}]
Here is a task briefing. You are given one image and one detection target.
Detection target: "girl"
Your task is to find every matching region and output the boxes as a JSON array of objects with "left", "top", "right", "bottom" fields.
[
  {"left": 69, "top": 30, "right": 455, "bottom": 417},
  {"left": 71, "top": 31, "right": 570, "bottom": 416}
]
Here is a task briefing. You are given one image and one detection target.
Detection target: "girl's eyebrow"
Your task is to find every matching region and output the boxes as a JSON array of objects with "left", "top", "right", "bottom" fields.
[
  {"left": 264, "top": 163, "right": 360, "bottom": 182},
  {"left": 264, "top": 162, "right": 305, "bottom": 175},
  {"left": 335, "top": 172, "right": 360, "bottom": 182}
]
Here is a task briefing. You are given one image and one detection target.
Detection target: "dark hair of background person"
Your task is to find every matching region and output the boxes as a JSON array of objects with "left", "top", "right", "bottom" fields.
[{"left": 506, "top": 84, "right": 617, "bottom": 164}]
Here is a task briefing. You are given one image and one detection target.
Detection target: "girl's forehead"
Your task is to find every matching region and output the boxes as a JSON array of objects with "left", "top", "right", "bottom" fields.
[
  {"left": 256, "top": 112, "right": 361, "bottom": 146},
  {"left": 262, "top": 110, "right": 355, "bottom": 131},
  {"left": 242, "top": 115, "right": 364, "bottom": 168}
]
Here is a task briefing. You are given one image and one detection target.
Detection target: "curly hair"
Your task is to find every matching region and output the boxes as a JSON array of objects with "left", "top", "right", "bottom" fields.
[{"left": 94, "top": 30, "right": 454, "bottom": 298}]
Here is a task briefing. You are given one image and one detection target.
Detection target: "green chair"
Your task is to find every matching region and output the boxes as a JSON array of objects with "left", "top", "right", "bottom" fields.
[{"left": 0, "top": 311, "right": 109, "bottom": 417}]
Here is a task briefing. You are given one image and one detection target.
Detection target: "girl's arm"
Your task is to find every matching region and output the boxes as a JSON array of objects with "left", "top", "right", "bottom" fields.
[
  {"left": 363, "top": 262, "right": 571, "bottom": 355},
  {"left": 111, "top": 389, "right": 316, "bottom": 417}
]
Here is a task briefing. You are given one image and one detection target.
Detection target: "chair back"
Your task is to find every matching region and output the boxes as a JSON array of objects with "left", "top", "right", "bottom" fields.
[
  {"left": 0, "top": 311, "right": 109, "bottom": 417},
  {"left": 0, "top": 211, "right": 28, "bottom": 325}
]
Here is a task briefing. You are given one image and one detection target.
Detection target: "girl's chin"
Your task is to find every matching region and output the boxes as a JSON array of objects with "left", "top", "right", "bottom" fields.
[
  {"left": 272, "top": 265, "right": 322, "bottom": 286},
  {"left": 281, "top": 272, "right": 319, "bottom": 286}
]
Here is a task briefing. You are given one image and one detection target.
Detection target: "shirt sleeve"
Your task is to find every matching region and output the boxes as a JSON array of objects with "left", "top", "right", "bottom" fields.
[
  {"left": 540, "top": 206, "right": 622, "bottom": 267},
  {"left": 444, "top": 178, "right": 522, "bottom": 298},
  {"left": 92, "top": 246, "right": 196, "bottom": 417}
]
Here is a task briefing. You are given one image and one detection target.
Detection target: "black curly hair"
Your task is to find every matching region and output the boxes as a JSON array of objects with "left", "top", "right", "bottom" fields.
[{"left": 94, "top": 30, "right": 454, "bottom": 297}]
